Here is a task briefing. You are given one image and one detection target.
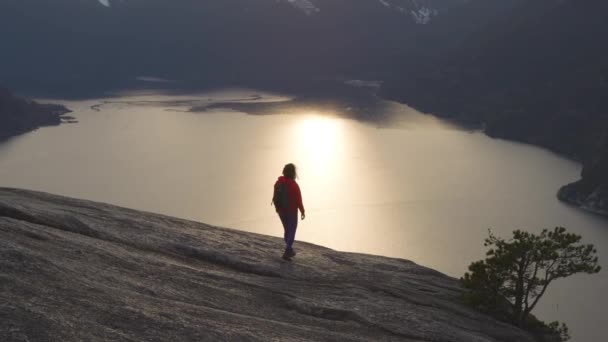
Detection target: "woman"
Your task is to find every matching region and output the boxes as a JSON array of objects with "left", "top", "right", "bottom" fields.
[{"left": 273, "top": 163, "right": 305, "bottom": 261}]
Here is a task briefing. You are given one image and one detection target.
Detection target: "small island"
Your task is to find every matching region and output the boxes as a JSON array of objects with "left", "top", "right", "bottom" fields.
[{"left": 0, "top": 86, "right": 71, "bottom": 141}]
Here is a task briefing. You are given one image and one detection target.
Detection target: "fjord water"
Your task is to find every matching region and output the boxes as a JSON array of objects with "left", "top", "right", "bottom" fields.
[{"left": 0, "top": 89, "right": 606, "bottom": 341}]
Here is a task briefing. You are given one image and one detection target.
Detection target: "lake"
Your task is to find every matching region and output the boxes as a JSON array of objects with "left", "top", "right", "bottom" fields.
[{"left": 1, "top": 88, "right": 606, "bottom": 341}]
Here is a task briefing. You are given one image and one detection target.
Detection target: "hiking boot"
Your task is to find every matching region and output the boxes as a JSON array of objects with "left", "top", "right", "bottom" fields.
[{"left": 286, "top": 248, "right": 296, "bottom": 257}]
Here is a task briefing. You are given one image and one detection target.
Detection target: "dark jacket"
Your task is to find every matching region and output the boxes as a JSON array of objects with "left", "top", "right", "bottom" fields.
[{"left": 274, "top": 176, "right": 304, "bottom": 215}]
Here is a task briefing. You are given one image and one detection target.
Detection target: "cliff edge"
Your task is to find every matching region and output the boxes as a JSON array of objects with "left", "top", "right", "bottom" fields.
[{"left": 0, "top": 188, "right": 534, "bottom": 341}]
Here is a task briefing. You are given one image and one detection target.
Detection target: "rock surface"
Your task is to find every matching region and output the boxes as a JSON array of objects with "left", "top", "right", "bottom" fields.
[{"left": 0, "top": 188, "right": 534, "bottom": 341}]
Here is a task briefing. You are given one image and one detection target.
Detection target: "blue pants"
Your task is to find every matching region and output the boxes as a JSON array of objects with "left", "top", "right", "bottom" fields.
[{"left": 279, "top": 213, "right": 298, "bottom": 251}]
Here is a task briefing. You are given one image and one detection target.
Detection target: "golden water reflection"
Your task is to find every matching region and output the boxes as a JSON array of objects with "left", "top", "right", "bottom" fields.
[
  {"left": 293, "top": 112, "right": 344, "bottom": 169},
  {"left": 0, "top": 91, "right": 607, "bottom": 342}
]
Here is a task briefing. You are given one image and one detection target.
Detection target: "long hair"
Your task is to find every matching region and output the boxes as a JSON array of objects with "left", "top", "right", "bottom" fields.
[{"left": 282, "top": 163, "right": 297, "bottom": 180}]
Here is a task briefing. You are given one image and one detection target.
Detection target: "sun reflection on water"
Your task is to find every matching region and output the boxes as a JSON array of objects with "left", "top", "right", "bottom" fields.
[
  {"left": 294, "top": 112, "right": 343, "bottom": 165},
  {"left": 288, "top": 111, "right": 350, "bottom": 216}
]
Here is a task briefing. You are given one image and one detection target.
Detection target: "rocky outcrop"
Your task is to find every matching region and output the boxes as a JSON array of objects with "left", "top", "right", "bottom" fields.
[
  {"left": 559, "top": 182, "right": 608, "bottom": 216},
  {"left": 558, "top": 135, "right": 608, "bottom": 216},
  {"left": 0, "top": 188, "right": 534, "bottom": 341},
  {"left": 0, "top": 86, "right": 70, "bottom": 141}
]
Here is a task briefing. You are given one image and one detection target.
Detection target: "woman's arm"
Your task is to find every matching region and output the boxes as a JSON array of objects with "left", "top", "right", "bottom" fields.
[{"left": 296, "top": 184, "right": 305, "bottom": 219}]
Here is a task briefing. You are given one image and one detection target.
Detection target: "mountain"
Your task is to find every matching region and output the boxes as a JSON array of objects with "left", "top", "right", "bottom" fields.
[
  {"left": 0, "top": 86, "right": 70, "bottom": 141},
  {"left": 0, "top": 0, "right": 501, "bottom": 96},
  {"left": 0, "top": 188, "right": 536, "bottom": 341},
  {"left": 97, "top": 0, "right": 462, "bottom": 23},
  {"left": 383, "top": 0, "right": 608, "bottom": 215},
  {"left": 3, "top": 0, "right": 604, "bottom": 214}
]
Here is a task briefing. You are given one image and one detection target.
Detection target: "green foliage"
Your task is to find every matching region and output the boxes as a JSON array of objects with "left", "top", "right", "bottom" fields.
[
  {"left": 546, "top": 321, "right": 570, "bottom": 342},
  {"left": 524, "top": 316, "right": 571, "bottom": 342},
  {"left": 462, "top": 227, "right": 600, "bottom": 341}
]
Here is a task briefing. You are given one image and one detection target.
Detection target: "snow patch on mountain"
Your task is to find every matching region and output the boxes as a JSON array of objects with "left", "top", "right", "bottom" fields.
[
  {"left": 378, "top": 0, "right": 443, "bottom": 24},
  {"left": 94, "top": 0, "right": 447, "bottom": 25},
  {"left": 411, "top": 7, "right": 439, "bottom": 24},
  {"left": 278, "top": 0, "right": 445, "bottom": 24},
  {"left": 282, "top": 0, "right": 320, "bottom": 15}
]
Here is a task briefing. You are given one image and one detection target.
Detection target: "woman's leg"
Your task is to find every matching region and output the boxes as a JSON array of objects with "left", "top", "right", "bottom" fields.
[
  {"left": 279, "top": 214, "right": 289, "bottom": 245},
  {"left": 284, "top": 213, "right": 298, "bottom": 251}
]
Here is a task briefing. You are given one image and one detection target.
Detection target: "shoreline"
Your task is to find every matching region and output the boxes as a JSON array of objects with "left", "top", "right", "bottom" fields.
[
  {"left": 0, "top": 87, "right": 72, "bottom": 142},
  {"left": 6, "top": 80, "right": 605, "bottom": 218}
]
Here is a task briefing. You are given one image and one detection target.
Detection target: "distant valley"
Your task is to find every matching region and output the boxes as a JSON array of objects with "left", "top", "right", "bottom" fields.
[
  {"left": 0, "top": 0, "right": 510, "bottom": 95},
  {"left": 383, "top": 0, "right": 608, "bottom": 215},
  {"left": 1, "top": 0, "right": 606, "bottom": 215}
]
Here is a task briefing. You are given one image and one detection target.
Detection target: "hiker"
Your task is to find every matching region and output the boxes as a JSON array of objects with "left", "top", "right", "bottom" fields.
[{"left": 273, "top": 163, "right": 305, "bottom": 261}]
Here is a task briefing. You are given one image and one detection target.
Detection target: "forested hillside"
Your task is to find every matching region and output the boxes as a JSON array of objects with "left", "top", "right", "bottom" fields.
[{"left": 384, "top": 0, "right": 608, "bottom": 214}]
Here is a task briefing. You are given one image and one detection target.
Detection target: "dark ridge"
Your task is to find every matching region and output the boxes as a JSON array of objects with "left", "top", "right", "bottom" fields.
[
  {"left": 383, "top": 0, "right": 608, "bottom": 216},
  {"left": 0, "top": 86, "right": 71, "bottom": 141}
]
